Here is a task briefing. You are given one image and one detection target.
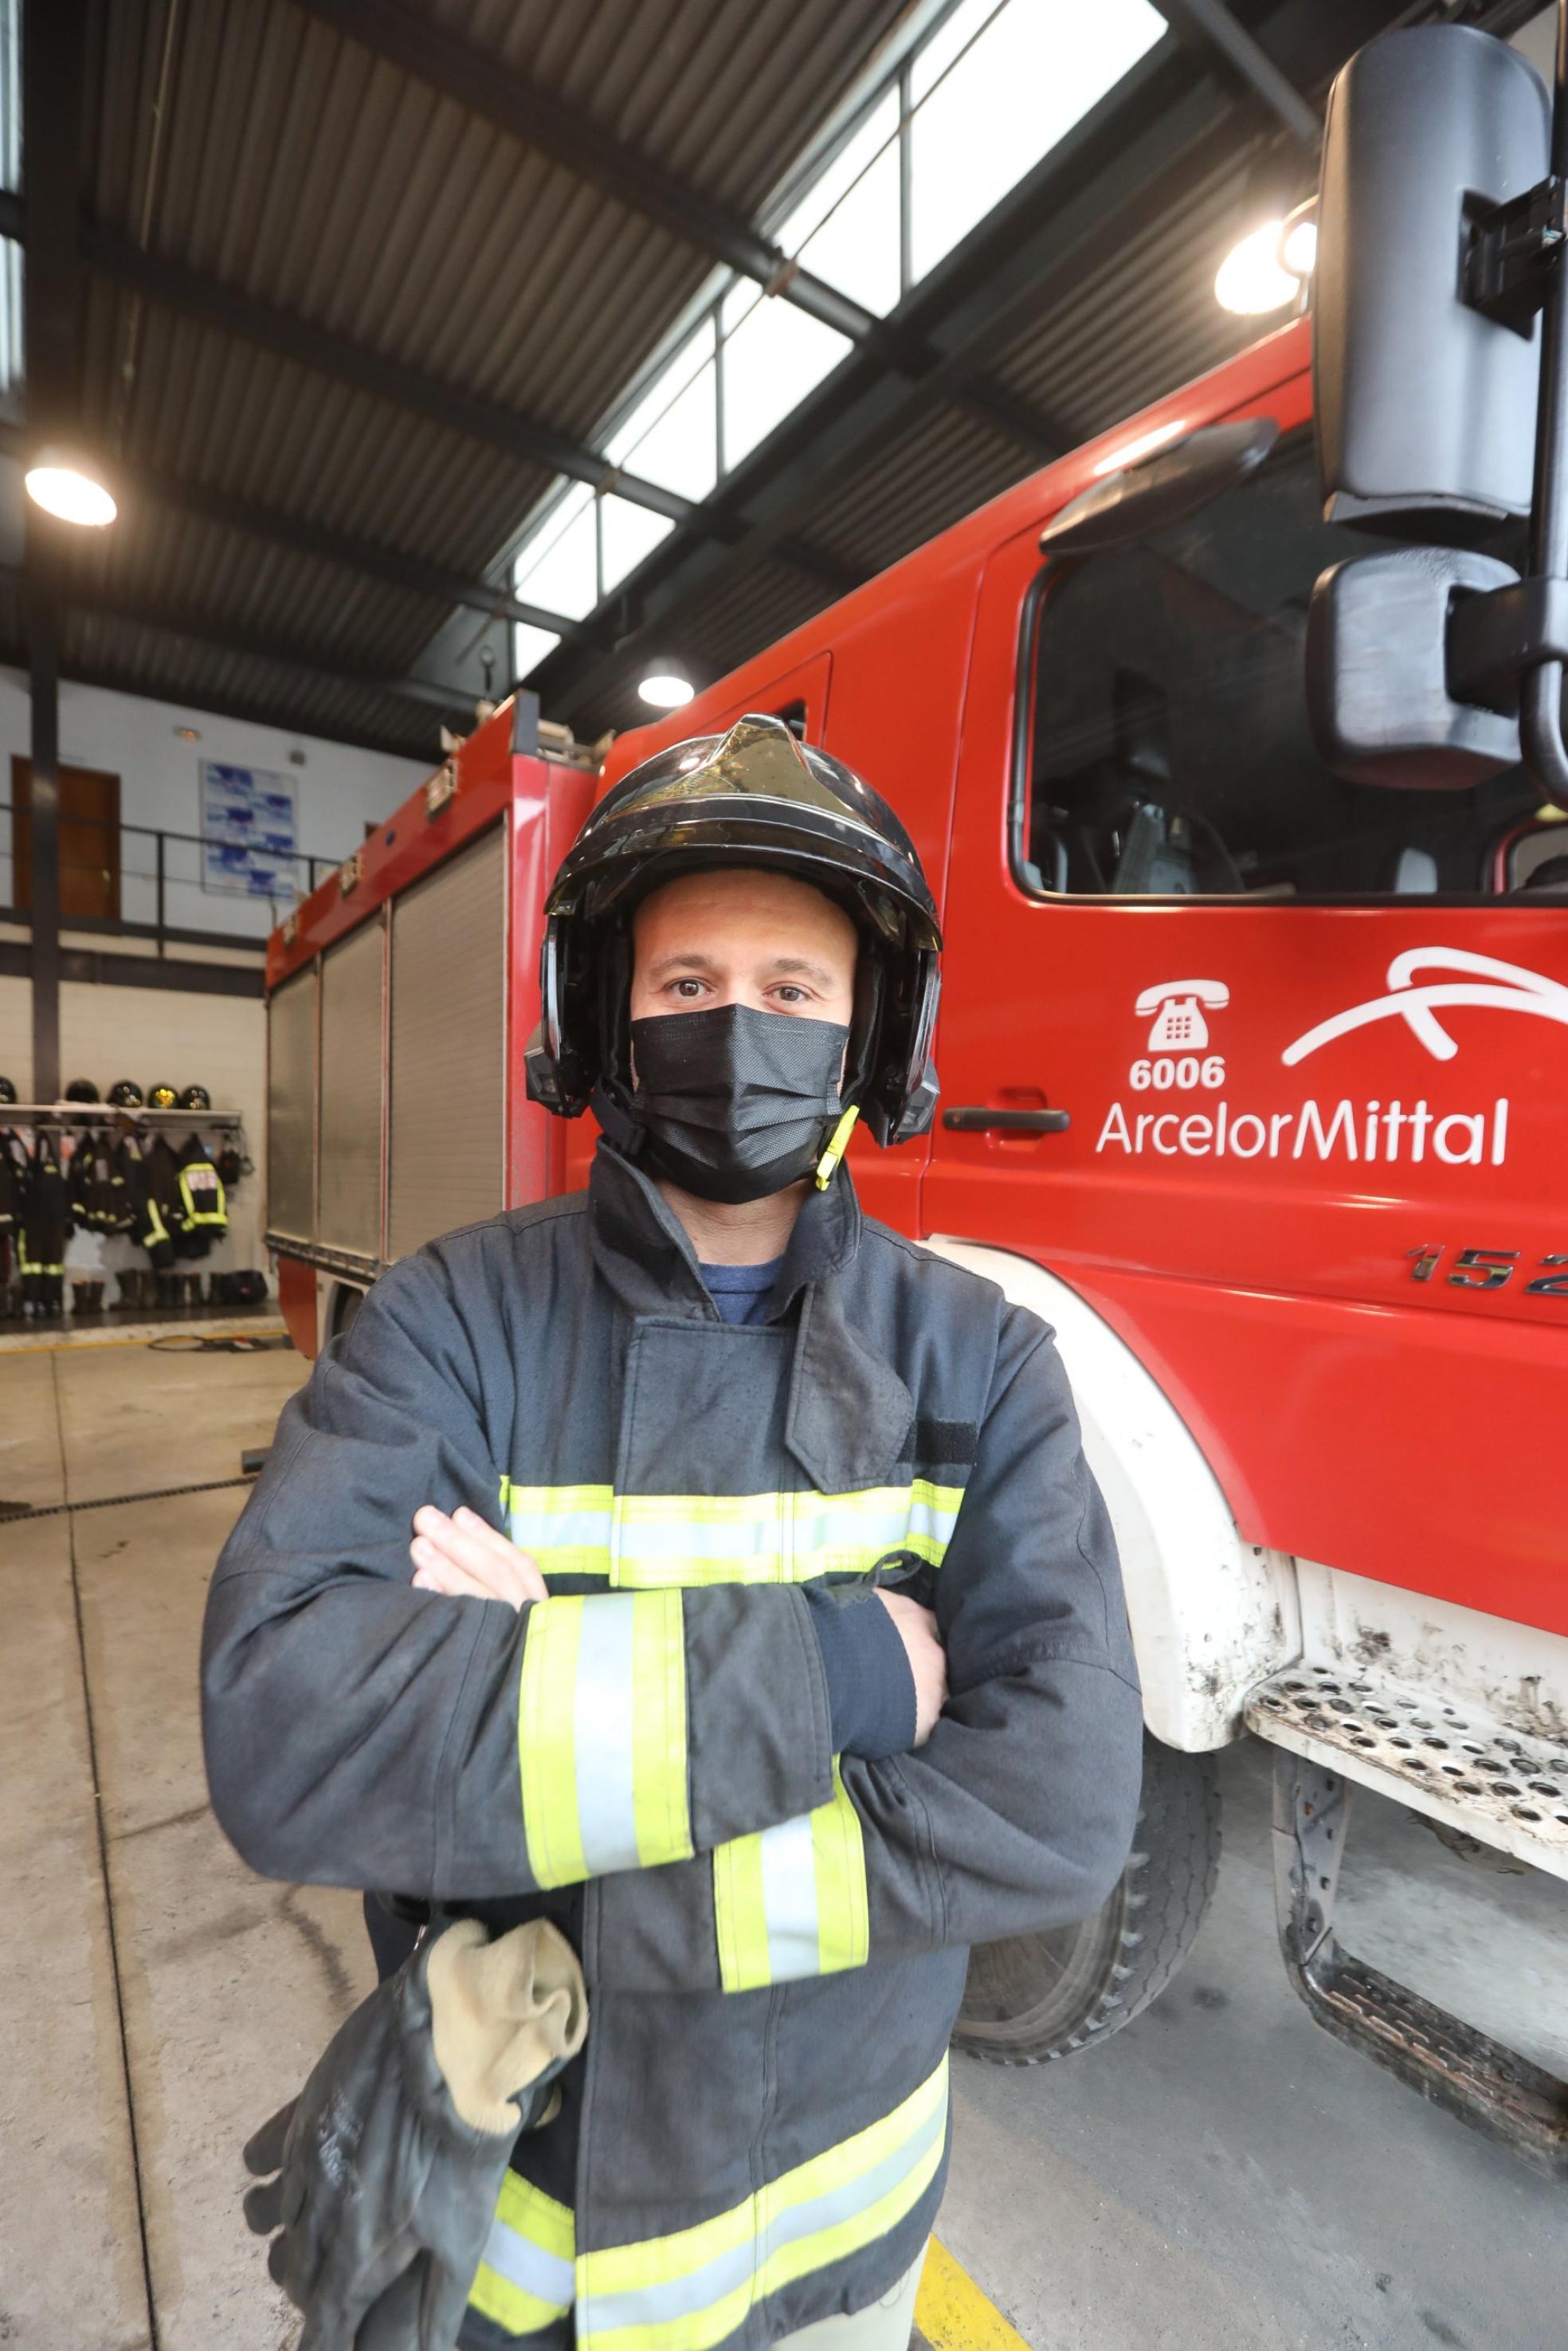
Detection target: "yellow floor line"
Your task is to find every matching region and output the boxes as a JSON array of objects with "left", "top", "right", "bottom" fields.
[{"left": 917, "top": 2237, "right": 1033, "bottom": 2351}]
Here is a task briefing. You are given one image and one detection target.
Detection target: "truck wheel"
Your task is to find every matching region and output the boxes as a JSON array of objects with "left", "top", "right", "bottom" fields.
[{"left": 953, "top": 1733, "right": 1221, "bottom": 2064}]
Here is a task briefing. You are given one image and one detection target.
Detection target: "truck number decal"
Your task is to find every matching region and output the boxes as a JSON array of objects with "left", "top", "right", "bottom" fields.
[{"left": 1405, "top": 1245, "right": 1568, "bottom": 1297}]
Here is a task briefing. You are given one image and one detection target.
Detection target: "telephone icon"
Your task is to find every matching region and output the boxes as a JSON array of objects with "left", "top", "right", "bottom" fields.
[{"left": 1135, "top": 979, "right": 1229, "bottom": 1052}]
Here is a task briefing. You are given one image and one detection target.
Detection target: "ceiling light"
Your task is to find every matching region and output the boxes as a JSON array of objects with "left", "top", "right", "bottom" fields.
[
  {"left": 1091, "top": 419, "right": 1187, "bottom": 477},
  {"left": 1280, "top": 217, "right": 1318, "bottom": 279},
  {"left": 1214, "top": 222, "right": 1300, "bottom": 316},
  {"left": 24, "top": 450, "right": 117, "bottom": 527},
  {"left": 639, "top": 669, "right": 694, "bottom": 710}
]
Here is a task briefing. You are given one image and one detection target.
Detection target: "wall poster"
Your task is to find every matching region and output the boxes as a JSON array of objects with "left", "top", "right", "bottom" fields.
[{"left": 200, "top": 760, "right": 299, "bottom": 898}]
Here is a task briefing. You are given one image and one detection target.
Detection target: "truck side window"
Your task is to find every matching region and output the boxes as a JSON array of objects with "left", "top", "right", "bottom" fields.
[{"left": 1017, "top": 441, "right": 1542, "bottom": 901}]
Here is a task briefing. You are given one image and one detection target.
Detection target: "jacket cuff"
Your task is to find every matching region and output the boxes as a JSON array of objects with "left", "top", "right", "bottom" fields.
[{"left": 803, "top": 1585, "right": 917, "bottom": 1760}]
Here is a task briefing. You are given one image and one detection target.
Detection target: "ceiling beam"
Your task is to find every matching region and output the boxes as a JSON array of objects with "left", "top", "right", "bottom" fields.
[
  {"left": 1153, "top": 0, "right": 1322, "bottom": 148},
  {"left": 83, "top": 226, "right": 700, "bottom": 526},
  {"left": 79, "top": 230, "right": 859, "bottom": 600},
  {"left": 8, "top": 566, "right": 480, "bottom": 718},
  {"left": 0, "top": 635, "right": 437, "bottom": 763},
  {"left": 292, "top": 0, "right": 880, "bottom": 345},
  {"left": 0, "top": 418, "right": 594, "bottom": 642}
]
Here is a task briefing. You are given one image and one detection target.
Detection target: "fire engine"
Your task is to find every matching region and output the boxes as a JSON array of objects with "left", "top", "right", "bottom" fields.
[{"left": 264, "top": 21, "right": 1568, "bottom": 2172}]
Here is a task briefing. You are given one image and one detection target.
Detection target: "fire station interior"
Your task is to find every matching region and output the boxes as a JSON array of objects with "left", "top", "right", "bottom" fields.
[{"left": 2, "top": 5, "right": 1567, "bottom": 2351}]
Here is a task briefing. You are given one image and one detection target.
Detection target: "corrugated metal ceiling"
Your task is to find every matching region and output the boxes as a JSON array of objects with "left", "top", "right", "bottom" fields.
[{"left": 8, "top": 0, "right": 1438, "bottom": 763}]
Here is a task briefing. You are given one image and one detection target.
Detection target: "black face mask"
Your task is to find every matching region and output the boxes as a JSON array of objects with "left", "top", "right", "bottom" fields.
[{"left": 628, "top": 1003, "right": 850, "bottom": 1204}]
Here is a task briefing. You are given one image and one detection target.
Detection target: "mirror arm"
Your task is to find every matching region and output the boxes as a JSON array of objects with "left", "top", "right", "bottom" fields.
[{"left": 1517, "top": 0, "right": 1568, "bottom": 810}]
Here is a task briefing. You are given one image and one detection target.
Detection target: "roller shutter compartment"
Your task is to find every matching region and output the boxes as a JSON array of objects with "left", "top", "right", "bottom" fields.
[
  {"left": 267, "top": 967, "right": 317, "bottom": 1242},
  {"left": 388, "top": 825, "right": 506, "bottom": 1261},
  {"left": 318, "top": 916, "right": 386, "bottom": 1261}
]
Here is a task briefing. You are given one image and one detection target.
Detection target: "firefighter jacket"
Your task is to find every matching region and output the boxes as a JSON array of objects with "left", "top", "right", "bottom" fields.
[
  {"left": 0, "top": 1130, "right": 23, "bottom": 1230},
  {"left": 202, "top": 1144, "right": 1143, "bottom": 2351},
  {"left": 174, "top": 1132, "right": 227, "bottom": 1257},
  {"left": 145, "top": 1134, "right": 186, "bottom": 1245},
  {"left": 71, "top": 1132, "right": 130, "bottom": 1233},
  {"left": 114, "top": 1136, "right": 176, "bottom": 1267},
  {"left": 19, "top": 1135, "right": 71, "bottom": 1289}
]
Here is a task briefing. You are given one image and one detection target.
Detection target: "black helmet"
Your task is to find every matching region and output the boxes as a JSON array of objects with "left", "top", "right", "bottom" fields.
[
  {"left": 526, "top": 714, "right": 942, "bottom": 1145},
  {"left": 178, "top": 1084, "right": 212, "bottom": 1110},
  {"left": 107, "top": 1080, "right": 143, "bottom": 1109},
  {"left": 64, "top": 1077, "right": 100, "bottom": 1103},
  {"left": 0, "top": 1074, "right": 15, "bottom": 1105},
  {"left": 147, "top": 1083, "right": 179, "bottom": 1109}
]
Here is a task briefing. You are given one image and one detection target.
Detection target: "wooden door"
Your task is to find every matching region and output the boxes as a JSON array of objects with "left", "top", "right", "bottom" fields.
[{"left": 10, "top": 758, "right": 121, "bottom": 920}]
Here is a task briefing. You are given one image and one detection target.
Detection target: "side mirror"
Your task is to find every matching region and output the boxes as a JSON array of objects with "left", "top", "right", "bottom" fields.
[
  {"left": 1306, "top": 548, "right": 1522, "bottom": 788},
  {"left": 1315, "top": 25, "right": 1549, "bottom": 532}
]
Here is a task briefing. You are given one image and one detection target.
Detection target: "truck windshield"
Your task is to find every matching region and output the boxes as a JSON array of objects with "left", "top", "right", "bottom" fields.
[{"left": 1019, "top": 439, "right": 1548, "bottom": 901}]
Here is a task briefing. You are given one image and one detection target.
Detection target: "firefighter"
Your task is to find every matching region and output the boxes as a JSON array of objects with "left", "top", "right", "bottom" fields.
[{"left": 202, "top": 716, "right": 1143, "bottom": 2351}]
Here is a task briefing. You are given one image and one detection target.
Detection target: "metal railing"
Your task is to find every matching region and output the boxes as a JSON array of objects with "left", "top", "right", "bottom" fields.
[{"left": 0, "top": 802, "right": 347, "bottom": 953}]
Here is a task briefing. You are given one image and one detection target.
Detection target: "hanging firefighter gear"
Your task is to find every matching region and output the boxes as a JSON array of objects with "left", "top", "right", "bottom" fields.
[
  {"left": 206, "top": 722, "right": 1142, "bottom": 2351},
  {"left": 144, "top": 1132, "right": 186, "bottom": 1251},
  {"left": 174, "top": 1132, "right": 227, "bottom": 1257},
  {"left": 244, "top": 1917, "right": 586, "bottom": 2351},
  {"left": 115, "top": 1134, "right": 176, "bottom": 1270},
  {"left": 19, "top": 1132, "right": 71, "bottom": 1317},
  {"left": 71, "top": 1129, "right": 130, "bottom": 1234}
]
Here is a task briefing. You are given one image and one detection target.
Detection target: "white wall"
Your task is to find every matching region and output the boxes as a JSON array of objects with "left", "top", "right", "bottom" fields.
[{"left": 0, "top": 669, "right": 429, "bottom": 940}]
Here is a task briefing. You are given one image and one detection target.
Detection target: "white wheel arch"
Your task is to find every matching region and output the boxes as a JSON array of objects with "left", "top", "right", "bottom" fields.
[{"left": 925, "top": 1238, "right": 1300, "bottom": 1751}]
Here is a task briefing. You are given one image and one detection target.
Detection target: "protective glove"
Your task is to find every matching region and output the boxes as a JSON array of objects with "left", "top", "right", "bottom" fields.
[{"left": 243, "top": 1915, "right": 587, "bottom": 2351}]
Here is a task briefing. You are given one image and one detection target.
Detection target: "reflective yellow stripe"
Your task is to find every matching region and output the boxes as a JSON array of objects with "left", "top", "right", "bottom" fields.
[
  {"left": 517, "top": 1595, "right": 587, "bottom": 1888},
  {"left": 713, "top": 1760, "right": 868, "bottom": 1992},
  {"left": 503, "top": 1481, "right": 965, "bottom": 1588},
  {"left": 812, "top": 1762, "right": 869, "bottom": 1975},
  {"left": 517, "top": 1593, "right": 692, "bottom": 1890},
  {"left": 578, "top": 2058, "right": 948, "bottom": 2351},
  {"left": 468, "top": 2172, "right": 576, "bottom": 2336}
]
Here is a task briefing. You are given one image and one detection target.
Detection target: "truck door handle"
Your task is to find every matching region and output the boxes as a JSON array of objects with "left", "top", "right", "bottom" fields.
[{"left": 941, "top": 1107, "right": 1071, "bottom": 1132}]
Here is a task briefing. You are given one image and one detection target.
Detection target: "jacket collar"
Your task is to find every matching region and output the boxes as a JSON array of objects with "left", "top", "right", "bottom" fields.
[
  {"left": 586, "top": 1140, "right": 910, "bottom": 1488},
  {"left": 586, "top": 1138, "right": 862, "bottom": 1319}
]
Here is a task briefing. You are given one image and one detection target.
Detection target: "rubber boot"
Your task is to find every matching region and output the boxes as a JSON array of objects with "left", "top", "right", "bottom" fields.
[
  {"left": 116, "top": 1270, "right": 139, "bottom": 1311},
  {"left": 86, "top": 1281, "right": 104, "bottom": 1313},
  {"left": 71, "top": 1281, "right": 90, "bottom": 1317},
  {"left": 186, "top": 1272, "right": 204, "bottom": 1308}
]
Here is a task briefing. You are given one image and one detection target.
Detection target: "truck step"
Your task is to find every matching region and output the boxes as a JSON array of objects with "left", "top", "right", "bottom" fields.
[
  {"left": 1246, "top": 1660, "right": 1568, "bottom": 1881},
  {"left": 1270, "top": 1750, "right": 1568, "bottom": 2180}
]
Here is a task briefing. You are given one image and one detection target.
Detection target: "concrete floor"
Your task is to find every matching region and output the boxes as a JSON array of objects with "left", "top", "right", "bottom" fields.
[{"left": 2, "top": 1336, "right": 1565, "bottom": 2351}]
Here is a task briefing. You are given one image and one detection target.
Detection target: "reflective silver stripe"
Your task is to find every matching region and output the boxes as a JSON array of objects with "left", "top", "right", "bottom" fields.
[
  {"left": 581, "top": 2089, "right": 948, "bottom": 2337},
  {"left": 509, "top": 1507, "right": 615, "bottom": 1551},
  {"left": 759, "top": 1811, "right": 821, "bottom": 1981},
  {"left": 481, "top": 2213, "right": 576, "bottom": 2310},
  {"left": 572, "top": 1593, "right": 640, "bottom": 1874}
]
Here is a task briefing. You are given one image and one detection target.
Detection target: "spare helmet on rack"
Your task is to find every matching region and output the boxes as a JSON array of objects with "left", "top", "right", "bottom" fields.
[
  {"left": 524, "top": 712, "right": 943, "bottom": 1147},
  {"left": 178, "top": 1083, "right": 212, "bottom": 1111},
  {"left": 64, "top": 1078, "right": 100, "bottom": 1103},
  {"left": 0, "top": 1074, "right": 16, "bottom": 1105},
  {"left": 147, "top": 1083, "right": 179, "bottom": 1109},
  {"left": 107, "top": 1079, "right": 143, "bottom": 1109}
]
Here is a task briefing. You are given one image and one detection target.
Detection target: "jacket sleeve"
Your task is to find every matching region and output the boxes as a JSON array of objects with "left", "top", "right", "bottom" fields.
[
  {"left": 200, "top": 1247, "right": 838, "bottom": 1899},
  {"left": 589, "top": 1308, "right": 1145, "bottom": 1994}
]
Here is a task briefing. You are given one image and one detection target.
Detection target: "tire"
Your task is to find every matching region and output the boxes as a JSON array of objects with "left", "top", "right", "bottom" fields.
[{"left": 953, "top": 1732, "right": 1221, "bottom": 2065}]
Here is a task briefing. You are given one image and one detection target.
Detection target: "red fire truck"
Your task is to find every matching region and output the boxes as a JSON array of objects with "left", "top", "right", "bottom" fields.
[{"left": 265, "top": 21, "right": 1568, "bottom": 2171}]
